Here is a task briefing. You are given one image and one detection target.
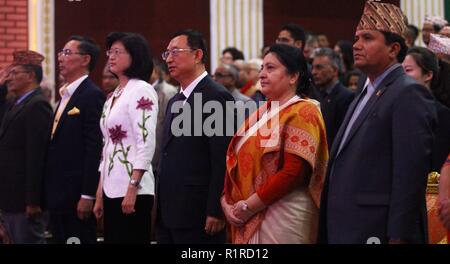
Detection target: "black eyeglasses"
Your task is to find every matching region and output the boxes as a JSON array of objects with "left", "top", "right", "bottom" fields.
[{"left": 58, "top": 49, "right": 87, "bottom": 57}]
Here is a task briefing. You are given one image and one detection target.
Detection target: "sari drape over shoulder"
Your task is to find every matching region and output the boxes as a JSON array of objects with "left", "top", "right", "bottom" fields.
[{"left": 224, "top": 96, "right": 329, "bottom": 243}]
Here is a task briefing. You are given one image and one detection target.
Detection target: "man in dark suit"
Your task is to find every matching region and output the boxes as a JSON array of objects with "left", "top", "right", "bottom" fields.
[
  {"left": 0, "top": 67, "right": 12, "bottom": 125},
  {"left": 318, "top": 2, "right": 437, "bottom": 244},
  {"left": 312, "top": 48, "right": 355, "bottom": 148},
  {"left": 156, "top": 29, "right": 235, "bottom": 244},
  {"left": 0, "top": 50, "right": 53, "bottom": 243},
  {"left": 44, "top": 36, "right": 105, "bottom": 244}
]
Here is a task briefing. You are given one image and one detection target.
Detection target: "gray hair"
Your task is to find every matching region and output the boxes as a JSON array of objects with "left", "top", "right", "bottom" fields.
[
  {"left": 220, "top": 63, "right": 240, "bottom": 81},
  {"left": 313, "top": 47, "right": 343, "bottom": 73}
]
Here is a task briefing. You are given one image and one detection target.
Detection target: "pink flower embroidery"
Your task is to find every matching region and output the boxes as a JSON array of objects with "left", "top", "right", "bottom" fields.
[
  {"left": 136, "top": 96, "right": 153, "bottom": 143},
  {"left": 136, "top": 96, "right": 154, "bottom": 111},
  {"left": 108, "top": 125, "right": 127, "bottom": 144},
  {"left": 108, "top": 125, "right": 132, "bottom": 177}
]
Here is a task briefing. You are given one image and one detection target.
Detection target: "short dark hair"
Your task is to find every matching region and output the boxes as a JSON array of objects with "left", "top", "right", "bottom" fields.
[
  {"left": 280, "top": 23, "right": 306, "bottom": 50},
  {"left": 265, "top": 44, "right": 318, "bottom": 99},
  {"left": 406, "top": 24, "right": 419, "bottom": 42},
  {"left": 381, "top": 31, "right": 408, "bottom": 63},
  {"left": 106, "top": 32, "right": 153, "bottom": 81},
  {"left": 172, "top": 29, "right": 208, "bottom": 64},
  {"left": 69, "top": 35, "right": 100, "bottom": 72},
  {"left": 222, "top": 47, "right": 245, "bottom": 61},
  {"left": 21, "top": 64, "right": 43, "bottom": 83},
  {"left": 344, "top": 68, "right": 363, "bottom": 86},
  {"left": 152, "top": 58, "right": 169, "bottom": 77}
]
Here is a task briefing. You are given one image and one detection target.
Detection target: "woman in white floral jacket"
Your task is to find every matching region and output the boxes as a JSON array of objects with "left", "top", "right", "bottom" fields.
[{"left": 93, "top": 32, "right": 158, "bottom": 244}]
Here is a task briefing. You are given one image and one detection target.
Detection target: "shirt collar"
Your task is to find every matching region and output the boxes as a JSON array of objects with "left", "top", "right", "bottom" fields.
[
  {"left": 180, "top": 71, "right": 207, "bottom": 100},
  {"left": 321, "top": 80, "right": 339, "bottom": 95},
  {"left": 370, "top": 63, "right": 401, "bottom": 90},
  {"left": 61, "top": 75, "right": 88, "bottom": 98},
  {"left": 16, "top": 88, "right": 37, "bottom": 105}
]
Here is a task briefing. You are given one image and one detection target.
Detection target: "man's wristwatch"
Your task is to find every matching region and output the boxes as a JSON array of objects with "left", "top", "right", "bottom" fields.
[{"left": 129, "top": 178, "right": 141, "bottom": 188}]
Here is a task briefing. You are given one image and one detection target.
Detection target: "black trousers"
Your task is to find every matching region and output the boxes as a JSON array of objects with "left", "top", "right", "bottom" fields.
[
  {"left": 156, "top": 218, "right": 226, "bottom": 244},
  {"left": 103, "top": 193, "right": 153, "bottom": 244},
  {"left": 48, "top": 210, "right": 97, "bottom": 244}
]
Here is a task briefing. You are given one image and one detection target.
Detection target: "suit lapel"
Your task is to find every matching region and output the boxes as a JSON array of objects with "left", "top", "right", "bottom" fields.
[
  {"left": 0, "top": 89, "right": 39, "bottom": 138},
  {"left": 51, "top": 78, "right": 87, "bottom": 140},
  {"left": 161, "top": 77, "right": 209, "bottom": 150},
  {"left": 329, "top": 89, "right": 362, "bottom": 158},
  {"left": 335, "top": 67, "right": 403, "bottom": 157}
]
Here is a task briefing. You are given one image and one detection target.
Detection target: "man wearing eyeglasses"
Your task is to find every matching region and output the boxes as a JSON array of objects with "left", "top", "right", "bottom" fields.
[
  {"left": 213, "top": 64, "right": 251, "bottom": 103},
  {"left": 156, "top": 29, "right": 235, "bottom": 244},
  {"left": 44, "top": 35, "right": 105, "bottom": 244},
  {"left": 0, "top": 50, "right": 52, "bottom": 243}
]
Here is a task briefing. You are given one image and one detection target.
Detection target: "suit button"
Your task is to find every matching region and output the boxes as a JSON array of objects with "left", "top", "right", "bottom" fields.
[{"left": 163, "top": 152, "right": 168, "bottom": 156}]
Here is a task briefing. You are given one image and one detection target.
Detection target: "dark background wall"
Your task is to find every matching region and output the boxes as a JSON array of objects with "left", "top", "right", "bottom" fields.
[
  {"left": 55, "top": 0, "right": 399, "bottom": 93},
  {"left": 55, "top": 0, "right": 210, "bottom": 91},
  {"left": 263, "top": 0, "right": 399, "bottom": 46}
]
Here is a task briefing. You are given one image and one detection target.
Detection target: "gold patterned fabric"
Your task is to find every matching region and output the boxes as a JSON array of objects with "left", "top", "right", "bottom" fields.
[
  {"left": 357, "top": 1, "right": 408, "bottom": 37},
  {"left": 224, "top": 97, "right": 328, "bottom": 243},
  {"left": 426, "top": 172, "right": 448, "bottom": 244}
]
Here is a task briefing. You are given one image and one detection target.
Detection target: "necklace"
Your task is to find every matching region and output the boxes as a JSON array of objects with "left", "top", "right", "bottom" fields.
[{"left": 113, "top": 85, "right": 124, "bottom": 98}]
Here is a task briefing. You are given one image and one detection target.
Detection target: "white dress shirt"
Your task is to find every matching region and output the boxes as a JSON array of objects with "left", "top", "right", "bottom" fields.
[{"left": 180, "top": 71, "right": 207, "bottom": 104}]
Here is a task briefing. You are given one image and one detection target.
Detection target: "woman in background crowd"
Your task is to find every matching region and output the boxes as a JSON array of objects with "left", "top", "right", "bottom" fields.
[{"left": 402, "top": 47, "right": 450, "bottom": 174}]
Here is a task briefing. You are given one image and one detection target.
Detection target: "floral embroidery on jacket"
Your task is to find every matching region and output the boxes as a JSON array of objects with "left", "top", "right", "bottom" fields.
[
  {"left": 101, "top": 102, "right": 108, "bottom": 128},
  {"left": 108, "top": 124, "right": 133, "bottom": 177},
  {"left": 136, "top": 96, "right": 154, "bottom": 143}
]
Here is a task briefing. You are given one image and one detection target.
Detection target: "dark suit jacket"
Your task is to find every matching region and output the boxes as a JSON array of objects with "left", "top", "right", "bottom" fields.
[
  {"left": 44, "top": 78, "right": 105, "bottom": 211},
  {"left": 431, "top": 102, "right": 450, "bottom": 172},
  {"left": 319, "top": 82, "right": 355, "bottom": 148},
  {"left": 0, "top": 84, "right": 10, "bottom": 127},
  {"left": 318, "top": 66, "right": 437, "bottom": 244},
  {"left": 157, "top": 76, "right": 235, "bottom": 229},
  {"left": 0, "top": 88, "right": 53, "bottom": 213},
  {"left": 434, "top": 60, "right": 450, "bottom": 108}
]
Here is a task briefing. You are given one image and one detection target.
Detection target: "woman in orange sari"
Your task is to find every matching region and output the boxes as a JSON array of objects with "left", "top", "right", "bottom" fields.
[{"left": 221, "top": 44, "right": 328, "bottom": 244}]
